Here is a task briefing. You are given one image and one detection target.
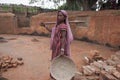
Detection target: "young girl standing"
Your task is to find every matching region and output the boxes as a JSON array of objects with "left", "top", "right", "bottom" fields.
[{"left": 41, "top": 10, "right": 73, "bottom": 60}]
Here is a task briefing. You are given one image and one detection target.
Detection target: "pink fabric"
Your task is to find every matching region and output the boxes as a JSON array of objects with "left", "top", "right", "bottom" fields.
[
  {"left": 50, "top": 10, "right": 73, "bottom": 59},
  {"left": 51, "top": 24, "right": 67, "bottom": 59}
]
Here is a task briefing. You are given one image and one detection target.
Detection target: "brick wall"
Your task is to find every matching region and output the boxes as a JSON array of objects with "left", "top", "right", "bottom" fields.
[
  {"left": 0, "top": 10, "right": 120, "bottom": 47},
  {"left": 31, "top": 10, "right": 120, "bottom": 47},
  {"left": 0, "top": 13, "right": 16, "bottom": 34}
]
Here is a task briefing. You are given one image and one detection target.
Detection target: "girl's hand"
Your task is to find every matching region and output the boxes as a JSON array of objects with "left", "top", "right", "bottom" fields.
[
  {"left": 60, "top": 48, "right": 64, "bottom": 55},
  {"left": 40, "top": 22, "right": 46, "bottom": 27}
]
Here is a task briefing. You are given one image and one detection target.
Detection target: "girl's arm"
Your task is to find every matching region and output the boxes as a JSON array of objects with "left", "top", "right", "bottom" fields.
[{"left": 60, "top": 30, "right": 67, "bottom": 54}]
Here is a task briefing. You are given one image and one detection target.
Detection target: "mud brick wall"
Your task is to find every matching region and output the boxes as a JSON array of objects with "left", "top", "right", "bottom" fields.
[
  {"left": 0, "top": 13, "right": 16, "bottom": 34},
  {"left": 0, "top": 10, "right": 120, "bottom": 47},
  {"left": 31, "top": 10, "right": 120, "bottom": 47}
]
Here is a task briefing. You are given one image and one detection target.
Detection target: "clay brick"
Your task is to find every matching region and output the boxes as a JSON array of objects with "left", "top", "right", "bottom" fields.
[
  {"left": 103, "top": 66, "right": 116, "bottom": 74},
  {"left": 116, "top": 51, "right": 120, "bottom": 59},
  {"left": 86, "top": 76, "right": 99, "bottom": 80},
  {"left": 100, "top": 71, "right": 117, "bottom": 80},
  {"left": 106, "top": 59, "right": 117, "bottom": 66},
  {"left": 92, "top": 61, "right": 103, "bottom": 69},
  {"left": 112, "top": 70, "right": 120, "bottom": 79},
  {"left": 116, "top": 64, "right": 120, "bottom": 72},
  {"left": 90, "top": 63, "right": 100, "bottom": 74},
  {"left": 82, "top": 66, "right": 94, "bottom": 76}
]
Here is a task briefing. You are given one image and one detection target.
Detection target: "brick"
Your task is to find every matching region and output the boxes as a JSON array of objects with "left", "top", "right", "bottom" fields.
[
  {"left": 111, "top": 55, "right": 120, "bottom": 61},
  {"left": 112, "top": 70, "right": 120, "bottom": 79},
  {"left": 106, "top": 59, "right": 117, "bottom": 66},
  {"left": 103, "top": 65, "right": 116, "bottom": 74},
  {"left": 82, "top": 66, "right": 94, "bottom": 76},
  {"left": 86, "top": 65, "right": 96, "bottom": 73},
  {"left": 92, "top": 61, "right": 103, "bottom": 69},
  {"left": 116, "top": 64, "right": 120, "bottom": 72},
  {"left": 100, "top": 71, "right": 117, "bottom": 80},
  {"left": 116, "top": 51, "right": 120, "bottom": 59},
  {"left": 90, "top": 63, "right": 100, "bottom": 74},
  {"left": 86, "top": 76, "right": 99, "bottom": 80}
]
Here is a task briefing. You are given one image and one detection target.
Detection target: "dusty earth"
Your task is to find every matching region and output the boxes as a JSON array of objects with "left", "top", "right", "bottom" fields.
[{"left": 0, "top": 34, "right": 117, "bottom": 80}]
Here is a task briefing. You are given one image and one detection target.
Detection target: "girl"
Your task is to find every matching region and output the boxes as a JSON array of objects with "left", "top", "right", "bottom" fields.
[{"left": 40, "top": 10, "right": 73, "bottom": 60}]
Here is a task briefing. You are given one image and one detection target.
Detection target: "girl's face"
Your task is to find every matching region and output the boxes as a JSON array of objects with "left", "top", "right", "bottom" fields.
[{"left": 57, "top": 11, "right": 66, "bottom": 22}]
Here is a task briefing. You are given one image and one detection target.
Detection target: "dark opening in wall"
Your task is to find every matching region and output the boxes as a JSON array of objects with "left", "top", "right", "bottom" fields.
[{"left": 17, "top": 16, "right": 31, "bottom": 28}]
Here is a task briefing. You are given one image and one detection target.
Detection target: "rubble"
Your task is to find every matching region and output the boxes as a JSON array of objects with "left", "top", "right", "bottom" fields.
[
  {"left": 116, "top": 64, "right": 120, "bottom": 72},
  {"left": 0, "top": 55, "right": 24, "bottom": 76},
  {"left": 73, "top": 50, "right": 120, "bottom": 80}
]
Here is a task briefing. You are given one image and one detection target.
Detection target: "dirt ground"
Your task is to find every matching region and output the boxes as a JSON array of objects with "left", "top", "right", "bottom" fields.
[{"left": 0, "top": 34, "right": 117, "bottom": 80}]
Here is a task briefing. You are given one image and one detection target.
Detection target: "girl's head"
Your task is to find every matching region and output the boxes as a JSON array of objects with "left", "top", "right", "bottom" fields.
[{"left": 57, "top": 10, "right": 68, "bottom": 24}]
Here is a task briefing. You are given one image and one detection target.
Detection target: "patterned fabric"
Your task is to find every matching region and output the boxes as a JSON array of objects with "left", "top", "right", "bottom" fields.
[{"left": 51, "top": 24, "right": 67, "bottom": 60}]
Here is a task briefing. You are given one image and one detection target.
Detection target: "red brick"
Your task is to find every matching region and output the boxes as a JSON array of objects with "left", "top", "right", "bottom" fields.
[
  {"left": 116, "top": 64, "right": 120, "bottom": 72},
  {"left": 100, "top": 71, "right": 117, "bottom": 80}
]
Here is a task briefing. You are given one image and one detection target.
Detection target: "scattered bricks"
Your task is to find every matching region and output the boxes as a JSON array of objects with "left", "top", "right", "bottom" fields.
[
  {"left": 90, "top": 63, "right": 100, "bottom": 75},
  {"left": 97, "top": 60, "right": 108, "bottom": 69},
  {"left": 90, "top": 50, "right": 105, "bottom": 61},
  {"left": 82, "top": 66, "right": 94, "bottom": 76},
  {"left": 112, "top": 70, "right": 120, "bottom": 79},
  {"left": 96, "top": 60, "right": 116, "bottom": 73},
  {"left": 8, "top": 63, "right": 13, "bottom": 68},
  {"left": 103, "top": 66, "right": 116, "bottom": 74},
  {"left": 86, "top": 76, "right": 99, "bottom": 80},
  {"left": 116, "top": 51, "right": 120, "bottom": 59},
  {"left": 83, "top": 56, "right": 91, "bottom": 65},
  {"left": 97, "top": 60, "right": 107, "bottom": 66},
  {"left": 12, "top": 62, "right": 18, "bottom": 68},
  {"left": 17, "top": 60, "right": 24, "bottom": 65},
  {"left": 116, "top": 64, "right": 120, "bottom": 72},
  {"left": 111, "top": 55, "right": 120, "bottom": 62},
  {"left": 17, "top": 57, "right": 24, "bottom": 65},
  {"left": 93, "top": 55, "right": 104, "bottom": 61},
  {"left": 92, "top": 61, "right": 103, "bottom": 69},
  {"left": 106, "top": 59, "right": 117, "bottom": 66},
  {"left": 99, "top": 70, "right": 118, "bottom": 80},
  {"left": 0, "top": 55, "right": 24, "bottom": 73},
  {"left": 90, "top": 50, "right": 100, "bottom": 57},
  {"left": 86, "top": 65, "right": 96, "bottom": 73}
]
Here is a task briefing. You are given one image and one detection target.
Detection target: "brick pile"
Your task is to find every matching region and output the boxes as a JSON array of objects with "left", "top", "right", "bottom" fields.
[
  {"left": 74, "top": 50, "right": 120, "bottom": 80},
  {"left": 0, "top": 56, "right": 24, "bottom": 77}
]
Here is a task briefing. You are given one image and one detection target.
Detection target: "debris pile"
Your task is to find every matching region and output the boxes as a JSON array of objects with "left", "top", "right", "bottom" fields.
[
  {"left": 74, "top": 50, "right": 120, "bottom": 80},
  {"left": 0, "top": 56, "right": 24, "bottom": 75}
]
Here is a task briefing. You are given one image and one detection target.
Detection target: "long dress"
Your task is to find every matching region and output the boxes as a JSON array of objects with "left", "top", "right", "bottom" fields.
[{"left": 51, "top": 23, "right": 67, "bottom": 60}]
